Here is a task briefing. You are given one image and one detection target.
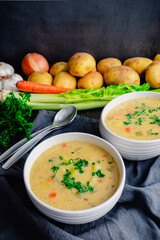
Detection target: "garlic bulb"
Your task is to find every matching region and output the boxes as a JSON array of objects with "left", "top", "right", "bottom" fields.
[
  {"left": 0, "top": 62, "right": 14, "bottom": 77},
  {"left": 0, "top": 89, "right": 10, "bottom": 102},
  {"left": 0, "top": 73, "right": 23, "bottom": 91}
]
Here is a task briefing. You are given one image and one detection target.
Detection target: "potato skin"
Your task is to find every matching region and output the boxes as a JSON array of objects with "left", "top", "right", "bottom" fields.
[
  {"left": 97, "top": 58, "right": 122, "bottom": 74},
  {"left": 145, "top": 61, "right": 160, "bottom": 89},
  {"left": 28, "top": 71, "right": 53, "bottom": 85},
  {"left": 77, "top": 71, "right": 103, "bottom": 89},
  {"left": 53, "top": 72, "right": 77, "bottom": 89},
  {"left": 123, "top": 57, "right": 153, "bottom": 76},
  {"left": 104, "top": 66, "right": 140, "bottom": 86},
  {"left": 153, "top": 54, "right": 160, "bottom": 61},
  {"left": 68, "top": 52, "right": 96, "bottom": 77},
  {"left": 50, "top": 62, "right": 68, "bottom": 76}
]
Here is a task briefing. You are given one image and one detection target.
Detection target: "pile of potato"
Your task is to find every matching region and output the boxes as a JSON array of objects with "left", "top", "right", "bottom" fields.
[{"left": 28, "top": 52, "right": 160, "bottom": 89}]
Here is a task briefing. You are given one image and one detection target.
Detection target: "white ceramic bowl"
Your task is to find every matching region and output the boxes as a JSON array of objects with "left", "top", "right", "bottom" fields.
[
  {"left": 99, "top": 91, "right": 160, "bottom": 161},
  {"left": 24, "top": 132, "right": 125, "bottom": 224}
]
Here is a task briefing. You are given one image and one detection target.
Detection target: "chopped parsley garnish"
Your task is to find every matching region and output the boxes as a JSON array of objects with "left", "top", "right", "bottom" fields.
[
  {"left": 48, "top": 159, "right": 53, "bottom": 163},
  {"left": 125, "top": 113, "right": 134, "bottom": 120},
  {"left": 92, "top": 162, "right": 95, "bottom": 165},
  {"left": 58, "top": 158, "right": 88, "bottom": 173},
  {"left": 59, "top": 156, "right": 64, "bottom": 160},
  {"left": 108, "top": 161, "right": 113, "bottom": 164},
  {"left": 59, "top": 159, "right": 74, "bottom": 166},
  {"left": 51, "top": 166, "right": 59, "bottom": 179},
  {"left": 61, "top": 170, "right": 94, "bottom": 193},
  {"left": 123, "top": 121, "right": 132, "bottom": 125},
  {"left": 71, "top": 152, "right": 74, "bottom": 154},
  {"left": 151, "top": 132, "right": 159, "bottom": 135},
  {"left": 135, "top": 117, "right": 145, "bottom": 125},
  {"left": 74, "top": 159, "right": 88, "bottom": 173},
  {"left": 135, "top": 109, "right": 146, "bottom": 116},
  {"left": 122, "top": 103, "right": 160, "bottom": 129},
  {"left": 92, "top": 169, "right": 105, "bottom": 178},
  {"left": 149, "top": 115, "right": 160, "bottom": 126},
  {"left": 97, "top": 160, "right": 101, "bottom": 163}
]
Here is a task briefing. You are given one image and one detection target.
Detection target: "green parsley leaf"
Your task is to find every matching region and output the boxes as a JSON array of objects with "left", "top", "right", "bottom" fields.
[
  {"left": 51, "top": 166, "right": 59, "bottom": 179},
  {"left": 48, "top": 159, "right": 53, "bottom": 163},
  {"left": 61, "top": 170, "right": 94, "bottom": 193},
  {"left": 0, "top": 92, "right": 33, "bottom": 149},
  {"left": 92, "top": 169, "right": 105, "bottom": 178},
  {"left": 73, "top": 159, "right": 88, "bottom": 173},
  {"left": 108, "top": 161, "right": 113, "bottom": 164}
]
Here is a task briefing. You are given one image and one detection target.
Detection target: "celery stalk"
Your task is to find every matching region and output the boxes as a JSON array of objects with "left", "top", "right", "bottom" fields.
[
  {"left": 13, "top": 83, "right": 156, "bottom": 111},
  {"left": 27, "top": 101, "right": 110, "bottom": 111}
]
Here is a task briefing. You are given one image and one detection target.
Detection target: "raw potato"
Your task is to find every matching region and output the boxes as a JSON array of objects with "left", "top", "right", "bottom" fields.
[
  {"left": 145, "top": 61, "right": 160, "bottom": 89},
  {"left": 123, "top": 57, "right": 153, "bottom": 76},
  {"left": 153, "top": 54, "right": 160, "bottom": 61},
  {"left": 68, "top": 52, "right": 96, "bottom": 77},
  {"left": 28, "top": 72, "right": 53, "bottom": 85},
  {"left": 104, "top": 66, "right": 140, "bottom": 86},
  {"left": 77, "top": 71, "right": 103, "bottom": 89},
  {"left": 50, "top": 62, "right": 68, "bottom": 76},
  {"left": 53, "top": 72, "right": 77, "bottom": 89},
  {"left": 97, "top": 58, "right": 122, "bottom": 74}
]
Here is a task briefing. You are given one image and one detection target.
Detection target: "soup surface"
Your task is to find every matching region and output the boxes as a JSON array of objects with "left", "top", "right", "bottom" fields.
[
  {"left": 30, "top": 141, "right": 119, "bottom": 211},
  {"left": 104, "top": 97, "right": 160, "bottom": 140}
]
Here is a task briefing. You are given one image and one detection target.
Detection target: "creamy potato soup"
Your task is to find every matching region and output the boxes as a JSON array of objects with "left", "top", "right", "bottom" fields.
[
  {"left": 105, "top": 97, "right": 160, "bottom": 140},
  {"left": 30, "top": 141, "right": 119, "bottom": 211}
]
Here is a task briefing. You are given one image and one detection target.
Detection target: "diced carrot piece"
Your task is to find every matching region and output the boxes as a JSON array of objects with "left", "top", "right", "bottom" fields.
[
  {"left": 102, "top": 154, "right": 107, "bottom": 157},
  {"left": 49, "top": 192, "right": 57, "bottom": 198},
  {"left": 62, "top": 143, "right": 67, "bottom": 148},
  {"left": 125, "top": 127, "right": 131, "bottom": 133},
  {"left": 100, "top": 197, "right": 105, "bottom": 201},
  {"left": 47, "top": 179, "right": 55, "bottom": 183},
  {"left": 98, "top": 178, "right": 103, "bottom": 183}
]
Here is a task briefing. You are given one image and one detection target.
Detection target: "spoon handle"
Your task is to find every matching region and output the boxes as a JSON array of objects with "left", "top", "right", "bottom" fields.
[
  {"left": 0, "top": 124, "right": 52, "bottom": 163},
  {"left": 2, "top": 126, "right": 55, "bottom": 170}
]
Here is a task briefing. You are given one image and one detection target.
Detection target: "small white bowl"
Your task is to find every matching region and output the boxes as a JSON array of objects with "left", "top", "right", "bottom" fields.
[
  {"left": 24, "top": 132, "right": 125, "bottom": 224},
  {"left": 99, "top": 91, "right": 160, "bottom": 161}
]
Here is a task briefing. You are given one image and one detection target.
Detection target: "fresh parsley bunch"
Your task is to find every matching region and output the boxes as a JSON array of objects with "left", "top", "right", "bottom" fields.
[{"left": 0, "top": 92, "right": 33, "bottom": 149}]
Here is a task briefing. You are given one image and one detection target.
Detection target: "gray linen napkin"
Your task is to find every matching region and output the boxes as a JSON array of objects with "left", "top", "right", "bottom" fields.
[{"left": 0, "top": 110, "right": 160, "bottom": 240}]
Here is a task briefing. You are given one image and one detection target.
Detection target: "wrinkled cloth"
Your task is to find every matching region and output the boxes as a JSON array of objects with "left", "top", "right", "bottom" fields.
[{"left": 0, "top": 110, "right": 160, "bottom": 240}]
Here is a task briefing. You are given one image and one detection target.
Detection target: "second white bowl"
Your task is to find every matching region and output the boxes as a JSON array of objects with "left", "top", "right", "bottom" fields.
[{"left": 99, "top": 91, "right": 160, "bottom": 161}]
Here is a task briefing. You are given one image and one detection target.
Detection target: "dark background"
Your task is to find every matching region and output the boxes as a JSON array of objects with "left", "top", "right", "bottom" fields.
[
  {"left": 0, "top": 0, "right": 160, "bottom": 76},
  {"left": 0, "top": 0, "right": 160, "bottom": 118}
]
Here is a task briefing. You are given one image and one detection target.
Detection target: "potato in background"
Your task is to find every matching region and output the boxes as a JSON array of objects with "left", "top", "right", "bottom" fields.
[
  {"left": 97, "top": 58, "right": 122, "bottom": 74},
  {"left": 50, "top": 62, "right": 68, "bottom": 76},
  {"left": 28, "top": 71, "right": 53, "bottom": 85},
  {"left": 53, "top": 71, "right": 77, "bottom": 89},
  {"left": 123, "top": 57, "right": 153, "bottom": 76},
  {"left": 68, "top": 52, "right": 96, "bottom": 77},
  {"left": 153, "top": 54, "right": 160, "bottom": 61},
  {"left": 104, "top": 66, "right": 140, "bottom": 86},
  {"left": 78, "top": 71, "right": 103, "bottom": 89},
  {"left": 145, "top": 60, "right": 160, "bottom": 89}
]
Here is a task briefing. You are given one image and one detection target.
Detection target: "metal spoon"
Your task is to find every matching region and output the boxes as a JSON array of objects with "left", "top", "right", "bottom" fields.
[{"left": 2, "top": 106, "right": 77, "bottom": 170}]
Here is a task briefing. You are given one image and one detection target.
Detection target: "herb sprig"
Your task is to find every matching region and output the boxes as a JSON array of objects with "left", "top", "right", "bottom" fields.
[
  {"left": 61, "top": 170, "right": 94, "bottom": 193},
  {"left": 0, "top": 92, "right": 33, "bottom": 148}
]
